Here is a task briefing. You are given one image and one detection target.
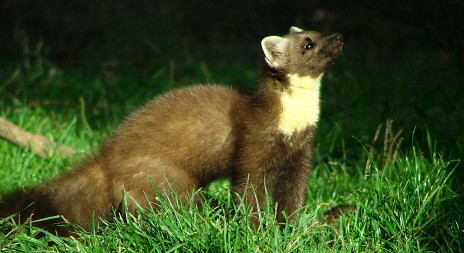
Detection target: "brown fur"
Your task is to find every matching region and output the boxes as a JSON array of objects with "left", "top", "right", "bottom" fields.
[{"left": 0, "top": 27, "right": 343, "bottom": 235}]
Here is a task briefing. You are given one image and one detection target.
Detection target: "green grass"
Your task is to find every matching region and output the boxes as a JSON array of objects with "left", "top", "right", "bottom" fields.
[{"left": 1, "top": 51, "right": 463, "bottom": 251}]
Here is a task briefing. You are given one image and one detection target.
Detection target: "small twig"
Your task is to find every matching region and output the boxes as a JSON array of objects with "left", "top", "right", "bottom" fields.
[
  {"left": 28, "top": 100, "right": 100, "bottom": 111},
  {"left": 79, "top": 96, "right": 91, "bottom": 130},
  {"left": 29, "top": 100, "right": 79, "bottom": 108},
  {"left": 0, "top": 116, "right": 77, "bottom": 158}
]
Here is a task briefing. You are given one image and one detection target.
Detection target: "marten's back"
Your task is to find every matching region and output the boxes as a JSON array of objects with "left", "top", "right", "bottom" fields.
[{"left": 100, "top": 85, "right": 246, "bottom": 199}]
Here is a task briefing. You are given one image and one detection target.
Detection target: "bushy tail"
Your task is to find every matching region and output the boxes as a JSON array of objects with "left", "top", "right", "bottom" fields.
[
  {"left": 0, "top": 158, "right": 114, "bottom": 236},
  {"left": 0, "top": 186, "right": 69, "bottom": 235}
]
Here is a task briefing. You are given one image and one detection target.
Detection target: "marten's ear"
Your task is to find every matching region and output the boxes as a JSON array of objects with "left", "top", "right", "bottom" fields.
[
  {"left": 289, "top": 26, "right": 303, "bottom": 34},
  {"left": 261, "top": 36, "right": 288, "bottom": 68}
]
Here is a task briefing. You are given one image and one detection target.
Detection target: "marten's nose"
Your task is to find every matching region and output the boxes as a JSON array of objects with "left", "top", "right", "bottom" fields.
[{"left": 331, "top": 33, "right": 343, "bottom": 42}]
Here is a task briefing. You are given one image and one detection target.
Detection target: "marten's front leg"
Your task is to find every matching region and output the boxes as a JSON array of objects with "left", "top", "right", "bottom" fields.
[
  {"left": 232, "top": 140, "right": 284, "bottom": 227},
  {"left": 272, "top": 144, "right": 312, "bottom": 223}
]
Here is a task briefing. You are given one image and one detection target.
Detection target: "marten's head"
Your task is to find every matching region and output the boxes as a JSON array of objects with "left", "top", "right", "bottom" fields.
[{"left": 261, "top": 26, "right": 343, "bottom": 79}]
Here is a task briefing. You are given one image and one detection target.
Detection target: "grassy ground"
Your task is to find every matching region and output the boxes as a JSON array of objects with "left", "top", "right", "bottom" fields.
[{"left": 1, "top": 41, "right": 463, "bottom": 251}]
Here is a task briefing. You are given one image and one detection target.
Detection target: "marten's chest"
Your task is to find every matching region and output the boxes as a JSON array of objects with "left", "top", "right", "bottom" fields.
[{"left": 277, "top": 74, "right": 321, "bottom": 136}]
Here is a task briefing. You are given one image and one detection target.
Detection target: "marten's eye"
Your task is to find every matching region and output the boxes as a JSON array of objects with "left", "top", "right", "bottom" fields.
[
  {"left": 304, "top": 38, "right": 315, "bottom": 50},
  {"left": 304, "top": 42, "right": 315, "bottom": 50}
]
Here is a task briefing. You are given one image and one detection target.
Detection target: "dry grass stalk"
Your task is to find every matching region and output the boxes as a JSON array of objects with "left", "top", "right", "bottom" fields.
[
  {"left": 382, "top": 119, "right": 404, "bottom": 170},
  {"left": 365, "top": 119, "right": 403, "bottom": 179}
]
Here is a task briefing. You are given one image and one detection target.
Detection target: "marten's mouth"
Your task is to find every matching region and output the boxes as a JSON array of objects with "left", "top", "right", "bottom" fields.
[
  {"left": 333, "top": 41, "right": 343, "bottom": 54},
  {"left": 323, "top": 47, "right": 341, "bottom": 64},
  {"left": 328, "top": 42, "right": 343, "bottom": 65}
]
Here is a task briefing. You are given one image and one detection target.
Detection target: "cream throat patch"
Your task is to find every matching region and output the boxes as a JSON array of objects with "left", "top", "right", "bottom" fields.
[{"left": 277, "top": 74, "right": 322, "bottom": 136}]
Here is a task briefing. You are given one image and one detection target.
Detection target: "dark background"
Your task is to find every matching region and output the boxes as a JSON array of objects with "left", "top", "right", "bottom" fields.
[
  {"left": 1, "top": 0, "right": 463, "bottom": 67},
  {"left": 0, "top": 0, "right": 463, "bottom": 159}
]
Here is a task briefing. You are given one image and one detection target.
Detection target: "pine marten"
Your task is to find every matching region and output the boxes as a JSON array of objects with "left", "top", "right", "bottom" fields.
[{"left": 0, "top": 26, "right": 343, "bottom": 236}]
